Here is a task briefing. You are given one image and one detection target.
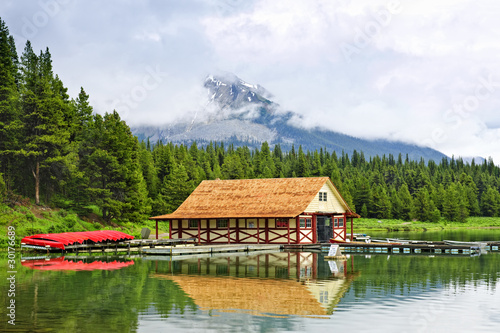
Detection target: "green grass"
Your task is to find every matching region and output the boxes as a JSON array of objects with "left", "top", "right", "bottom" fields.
[
  {"left": 348, "top": 217, "right": 500, "bottom": 232},
  {"left": 0, "top": 203, "right": 169, "bottom": 248}
]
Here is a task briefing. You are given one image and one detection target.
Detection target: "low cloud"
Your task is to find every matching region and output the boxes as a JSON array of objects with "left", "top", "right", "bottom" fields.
[{"left": 2, "top": 0, "right": 500, "bottom": 162}]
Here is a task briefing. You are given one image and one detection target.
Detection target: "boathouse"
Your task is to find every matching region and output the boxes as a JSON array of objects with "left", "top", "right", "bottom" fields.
[{"left": 150, "top": 177, "right": 359, "bottom": 244}]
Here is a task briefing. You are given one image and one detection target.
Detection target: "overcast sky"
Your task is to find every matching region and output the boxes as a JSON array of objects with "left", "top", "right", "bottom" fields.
[{"left": 2, "top": 0, "right": 500, "bottom": 162}]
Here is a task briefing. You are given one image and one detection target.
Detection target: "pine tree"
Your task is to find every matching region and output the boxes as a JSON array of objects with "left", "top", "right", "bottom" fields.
[
  {"left": 371, "top": 184, "right": 392, "bottom": 219},
  {"left": 256, "top": 142, "right": 275, "bottom": 178},
  {"left": 481, "top": 187, "right": 500, "bottom": 217},
  {"left": 0, "top": 19, "right": 20, "bottom": 190},
  {"left": 18, "top": 44, "right": 70, "bottom": 204},
  {"left": 412, "top": 187, "right": 435, "bottom": 222},
  {"left": 442, "top": 183, "right": 469, "bottom": 222},
  {"left": 79, "top": 111, "right": 149, "bottom": 221},
  {"left": 221, "top": 153, "right": 245, "bottom": 179},
  {"left": 296, "top": 145, "right": 310, "bottom": 177},
  {"left": 354, "top": 176, "right": 371, "bottom": 216},
  {"left": 398, "top": 183, "right": 413, "bottom": 220},
  {"left": 158, "top": 162, "right": 193, "bottom": 214}
]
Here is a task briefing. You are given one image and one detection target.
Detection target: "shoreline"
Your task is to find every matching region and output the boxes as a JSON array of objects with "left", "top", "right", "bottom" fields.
[{"left": 347, "top": 217, "right": 500, "bottom": 233}]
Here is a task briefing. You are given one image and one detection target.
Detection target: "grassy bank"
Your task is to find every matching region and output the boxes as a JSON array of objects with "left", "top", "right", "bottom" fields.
[
  {"left": 349, "top": 217, "right": 500, "bottom": 233},
  {"left": 0, "top": 203, "right": 169, "bottom": 248}
]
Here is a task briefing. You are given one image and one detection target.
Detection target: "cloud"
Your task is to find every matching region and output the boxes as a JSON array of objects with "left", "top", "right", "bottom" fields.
[{"left": 1, "top": 0, "right": 500, "bottom": 162}]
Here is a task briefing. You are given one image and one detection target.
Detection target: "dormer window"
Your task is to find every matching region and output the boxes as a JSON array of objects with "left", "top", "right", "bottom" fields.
[{"left": 319, "top": 192, "right": 327, "bottom": 202}]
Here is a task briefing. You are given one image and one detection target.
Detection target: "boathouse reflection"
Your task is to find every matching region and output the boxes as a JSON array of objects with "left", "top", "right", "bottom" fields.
[{"left": 153, "top": 252, "right": 358, "bottom": 317}]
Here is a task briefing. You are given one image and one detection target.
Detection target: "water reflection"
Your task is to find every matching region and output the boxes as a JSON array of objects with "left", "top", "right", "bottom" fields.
[
  {"left": 2, "top": 249, "right": 499, "bottom": 333},
  {"left": 151, "top": 252, "right": 358, "bottom": 318},
  {"left": 21, "top": 256, "right": 135, "bottom": 271}
]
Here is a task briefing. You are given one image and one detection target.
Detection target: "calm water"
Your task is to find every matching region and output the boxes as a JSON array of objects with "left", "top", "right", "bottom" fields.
[{"left": 1, "top": 231, "right": 500, "bottom": 333}]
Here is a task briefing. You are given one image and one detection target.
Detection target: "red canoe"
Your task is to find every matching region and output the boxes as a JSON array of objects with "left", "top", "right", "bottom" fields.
[{"left": 21, "top": 230, "right": 134, "bottom": 250}]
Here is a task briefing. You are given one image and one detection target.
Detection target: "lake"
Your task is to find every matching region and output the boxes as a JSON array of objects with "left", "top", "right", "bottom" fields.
[{"left": 1, "top": 230, "right": 500, "bottom": 332}]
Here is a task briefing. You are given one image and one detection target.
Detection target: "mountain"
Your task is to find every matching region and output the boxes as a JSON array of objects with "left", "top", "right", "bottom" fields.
[{"left": 132, "top": 73, "right": 448, "bottom": 161}]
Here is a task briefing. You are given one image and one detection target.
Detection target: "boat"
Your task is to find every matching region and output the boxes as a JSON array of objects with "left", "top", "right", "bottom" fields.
[{"left": 21, "top": 230, "right": 134, "bottom": 250}]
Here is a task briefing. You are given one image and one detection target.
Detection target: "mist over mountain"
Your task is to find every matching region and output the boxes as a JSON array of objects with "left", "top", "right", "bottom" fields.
[{"left": 132, "top": 74, "right": 447, "bottom": 161}]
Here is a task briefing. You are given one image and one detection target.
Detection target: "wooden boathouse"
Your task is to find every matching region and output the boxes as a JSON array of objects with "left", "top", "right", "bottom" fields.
[{"left": 150, "top": 177, "right": 359, "bottom": 244}]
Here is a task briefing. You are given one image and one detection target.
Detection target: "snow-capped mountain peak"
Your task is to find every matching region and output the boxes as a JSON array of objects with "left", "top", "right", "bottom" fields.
[{"left": 204, "top": 73, "right": 273, "bottom": 109}]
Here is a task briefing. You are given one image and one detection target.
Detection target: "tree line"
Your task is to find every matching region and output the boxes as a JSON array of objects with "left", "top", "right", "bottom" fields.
[{"left": 1, "top": 18, "right": 500, "bottom": 223}]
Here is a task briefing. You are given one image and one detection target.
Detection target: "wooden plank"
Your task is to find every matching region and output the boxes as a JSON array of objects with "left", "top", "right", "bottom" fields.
[
  {"left": 210, "top": 245, "right": 248, "bottom": 252},
  {"left": 247, "top": 244, "right": 281, "bottom": 251}
]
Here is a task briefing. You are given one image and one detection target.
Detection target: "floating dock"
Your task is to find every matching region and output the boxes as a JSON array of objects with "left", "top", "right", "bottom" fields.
[
  {"left": 21, "top": 230, "right": 500, "bottom": 257},
  {"left": 21, "top": 237, "right": 198, "bottom": 254},
  {"left": 285, "top": 240, "right": 500, "bottom": 255},
  {"left": 21, "top": 237, "right": 282, "bottom": 256},
  {"left": 142, "top": 243, "right": 281, "bottom": 256}
]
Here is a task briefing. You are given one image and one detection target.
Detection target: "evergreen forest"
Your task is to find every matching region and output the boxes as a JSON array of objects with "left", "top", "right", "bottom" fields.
[{"left": 2, "top": 19, "right": 500, "bottom": 226}]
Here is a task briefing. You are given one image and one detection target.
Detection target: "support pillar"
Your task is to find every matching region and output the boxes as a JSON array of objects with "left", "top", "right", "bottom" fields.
[
  {"left": 312, "top": 214, "right": 317, "bottom": 244},
  {"left": 296, "top": 216, "right": 300, "bottom": 244},
  {"left": 350, "top": 217, "right": 354, "bottom": 241}
]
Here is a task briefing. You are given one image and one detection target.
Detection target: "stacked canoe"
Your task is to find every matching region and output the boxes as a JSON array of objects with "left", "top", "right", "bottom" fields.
[{"left": 21, "top": 230, "right": 134, "bottom": 250}]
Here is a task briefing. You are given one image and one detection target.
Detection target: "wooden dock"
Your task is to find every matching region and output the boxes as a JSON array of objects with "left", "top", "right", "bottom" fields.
[
  {"left": 284, "top": 240, "right": 500, "bottom": 255},
  {"left": 339, "top": 241, "right": 481, "bottom": 255},
  {"left": 21, "top": 238, "right": 198, "bottom": 254},
  {"left": 142, "top": 243, "right": 281, "bottom": 256},
  {"left": 22, "top": 235, "right": 500, "bottom": 257},
  {"left": 22, "top": 239, "right": 284, "bottom": 257}
]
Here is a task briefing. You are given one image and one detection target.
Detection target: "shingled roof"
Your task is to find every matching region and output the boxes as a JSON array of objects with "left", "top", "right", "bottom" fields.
[{"left": 151, "top": 177, "right": 356, "bottom": 220}]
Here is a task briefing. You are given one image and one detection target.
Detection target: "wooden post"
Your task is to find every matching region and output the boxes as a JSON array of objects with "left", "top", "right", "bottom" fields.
[
  {"left": 312, "top": 214, "right": 317, "bottom": 244},
  {"left": 296, "top": 216, "right": 300, "bottom": 244},
  {"left": 265, "top": 218, "right": 269, "bottom": 244},
  {"left": 178, "top": 220, "right": 182, "bottom": 239},
  {"left": 257, "top": 219, "right": 260, "bottom": 244},
  {"left": 227, "top": 219, "right": 230, "bottom": 244},
  {"left": 287, "top": 219, "right": 290, "bottom": 244},
  {"left": 350, "top": 217, "right": 354, "bottom": 241},
  {"left": 236, "top": 219, "right": 239, "bottom": 243},
  {"left": 198, "top": 220, "right": 201, "bottom": 244},
  {"left": 156, "top": 220, "right": 158, "bottom": 240},
  {"left": 169, "top": 220, "right": 172, "bottom": 239},
  {"left": 343, "top": 213, "right": 347, "bottom": 241},
  {"left": 207, "top": 219, "right": 210, "bottom": 243}
]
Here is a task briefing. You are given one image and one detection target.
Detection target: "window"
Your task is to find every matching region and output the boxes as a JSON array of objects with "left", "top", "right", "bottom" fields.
[
  {"left": 276, "top": 218, "right": 289, "bottom": 228},
  {"left": 189, "top": 219, "right": 199, "bottom": 229},
  {"left": 339, "top": 218, "right": 344, "bottom": 227},
  {"left": 319, "top": 192, "right": 327, "bottom": 201},
  {"left": 217, "top": 219, "right": 228, "bottom": 228},
  {"left": 300, "top": 217, "right": 312, "bottom": 228},
  {"left": 334, "top": 217, "right": 344, "bottom": 228},
  {"left": 248, "top": 222, "right": 255, "bottom": 228},
  {"left": 334, "top": 218, "right": 338, "bottom": 228}
]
